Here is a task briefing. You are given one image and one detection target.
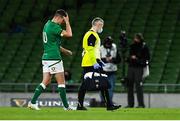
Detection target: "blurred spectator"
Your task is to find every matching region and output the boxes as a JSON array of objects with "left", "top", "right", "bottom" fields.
[
  {"left": 126, "top": 33, "right": 150, "bottom": 108},
  {"left": 100, "top": 36, "right": 121, "bottom": 104}
]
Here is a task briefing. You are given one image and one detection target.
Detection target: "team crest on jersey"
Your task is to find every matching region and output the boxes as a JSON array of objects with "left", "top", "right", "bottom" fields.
[{"left": 51, "top": 67, "right": 56, "bottom": 72}]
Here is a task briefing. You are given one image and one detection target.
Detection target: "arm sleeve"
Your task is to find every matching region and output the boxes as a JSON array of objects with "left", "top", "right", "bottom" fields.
[
  {"left": 136, "top": 45, "right": 150, "bottom": 66},
  {"left": 85, "top": 34, "right": 97, "bottom": 64},
  {"left": 144, "top": 45, "right": 150, "bottom": 61},
  {"left": 87, "top": 34, "right": 96, "bottom": 46},
  {"left": 53, "top": 25, "right": 63, "bottom": 35},
  {"left": 127, "top": 45, "right": 133, "bottom": 63}
]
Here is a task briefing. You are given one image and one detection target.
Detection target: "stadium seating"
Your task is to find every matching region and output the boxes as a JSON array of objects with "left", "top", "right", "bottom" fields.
[{"left": 0, "top": 0, "right": 180, "bottom": 92}]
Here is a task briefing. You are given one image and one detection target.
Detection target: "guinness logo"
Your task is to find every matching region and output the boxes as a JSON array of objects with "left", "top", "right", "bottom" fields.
[
  {"left": 12, "top": 99, "right": 27, "bottom": 107},
  {"left": 11, "top": 98, "right": 91, "bottom": 107}
]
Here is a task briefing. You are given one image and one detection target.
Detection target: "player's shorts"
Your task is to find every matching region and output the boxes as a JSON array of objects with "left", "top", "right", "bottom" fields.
[{"left": 42, "top": 60, "right": 64, "bottom": 74}]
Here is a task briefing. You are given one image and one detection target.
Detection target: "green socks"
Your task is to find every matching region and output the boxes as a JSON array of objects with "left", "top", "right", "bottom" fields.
[
  {"left": 57, "top": 86, "right": 69, "bottom": 108},
  {"left": 31, "top": 83, "right": 69, "bottom": 108},
  {"left": 31, "top": 83, "right": 46, "bottom": 104}
]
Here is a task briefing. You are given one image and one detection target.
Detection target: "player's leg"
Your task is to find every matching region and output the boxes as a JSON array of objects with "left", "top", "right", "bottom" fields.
[
  {"left": 99, "top": 74, "right": 115, "bottom": 106},
  {"left": 99, "top": 70, "right": 120, "bottom": 110},
  {"left": 28, "top": 60, "right": 52, "bottom": 110},
  {"left": 77, "top": 67, "right": 93, "bottom": 110},
  {"left": 127, "top": 67, "right": 135, "bottom": 108},
  {"left": 101, "top": 89, "right": 121, "bottom": 111},
  {"left": 77, "top": 82, "right": 87, "bottom": 110},
  {"left": 55, "top": 72, "right": 69, "bottom": 109},
  {"left": 29, "top": 72, "right": 52, "bottom": 110},
  {"left": 51, "top": 60, "right": 70, "bottom": 109},
  {"left": 104, "top": 74, "right": 115, "bottom": 105},
  {"left": 31, "top": 72, "right": 51, "bottom": 104},
  {"left": 134, "top": 67, "right": 145, "bottom": 108}
]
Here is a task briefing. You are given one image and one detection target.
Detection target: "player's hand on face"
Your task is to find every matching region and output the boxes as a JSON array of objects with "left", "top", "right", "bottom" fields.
[{"left": 63, "top": 13, "right": 69, "bottom": 23}]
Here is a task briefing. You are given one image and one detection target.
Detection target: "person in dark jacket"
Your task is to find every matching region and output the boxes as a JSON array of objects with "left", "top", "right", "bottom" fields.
[{"left": 126, "top": 33, "right": 150, "bottom": 108}]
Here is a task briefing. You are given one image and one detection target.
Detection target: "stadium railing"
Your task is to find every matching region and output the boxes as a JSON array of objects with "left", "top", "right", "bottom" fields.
[{"left": 0, "top": 83, "right": 180, "bottom": 93}]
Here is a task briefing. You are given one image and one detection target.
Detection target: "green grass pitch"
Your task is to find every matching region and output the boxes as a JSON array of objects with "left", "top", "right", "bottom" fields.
[{"left": 0, "top": 107, "right": 180, "bottom": 120}]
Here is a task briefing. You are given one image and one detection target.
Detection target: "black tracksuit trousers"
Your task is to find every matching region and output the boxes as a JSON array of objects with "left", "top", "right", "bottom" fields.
[{"left": 127, "top": 66, "right": 145, "bottom": 107}]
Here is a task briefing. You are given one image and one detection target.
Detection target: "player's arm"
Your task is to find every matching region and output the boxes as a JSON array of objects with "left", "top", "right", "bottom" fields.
[
  {"left": 60, "top": 46, "right": 73, "bottom": 56},
  {"left": 61, "top": 14, "right": 72, "bottom": 37},
  {"left": 85, "top": 34, "right": 97, "bottom": 64}
]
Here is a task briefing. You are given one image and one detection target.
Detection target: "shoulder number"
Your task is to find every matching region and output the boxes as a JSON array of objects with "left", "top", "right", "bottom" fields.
[{"left": 43, "top": 32, "right": 48, "bottom": 43}]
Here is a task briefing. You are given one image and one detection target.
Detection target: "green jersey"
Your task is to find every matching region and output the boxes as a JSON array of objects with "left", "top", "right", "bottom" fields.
[{"left": 42, "top": 20, "right": 63, "bottom": 60}]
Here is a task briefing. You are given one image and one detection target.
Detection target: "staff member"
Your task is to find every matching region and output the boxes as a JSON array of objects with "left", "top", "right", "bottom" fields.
[
  {"left": 77, "top": 17, "right": 120, "bottom": 111},
  {"left": 100, "top": 36, "right": 121, "bottom": 105},
  {"left": 126, "top": 33, "right": 150, "bottom": 108}
]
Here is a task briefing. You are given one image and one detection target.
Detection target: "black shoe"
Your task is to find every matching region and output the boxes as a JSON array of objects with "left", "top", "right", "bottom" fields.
[
  {"left": 136, "top": 106, "right": 145, "bottom": 108},
  {"left": 124, "top": 105, "right": 134, "bottom": 108},
  {"left": 107, "top": 105, "right": 121, "bottom": 111},
  {"left": 76, "top": 105, "right": 87, "bottom": 110},
  {"left": 114, "top": 104, "right": 121, "bottom": 109}
]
